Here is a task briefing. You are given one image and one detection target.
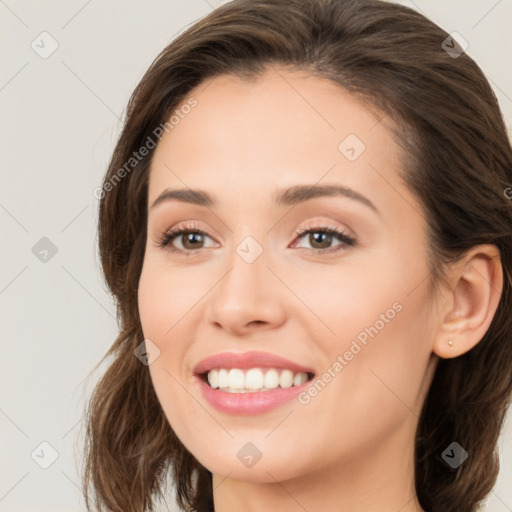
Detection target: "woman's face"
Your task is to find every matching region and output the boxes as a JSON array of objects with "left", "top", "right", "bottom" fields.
[{"left": 138, "top": 67, "right": 440, "bottom": 484}]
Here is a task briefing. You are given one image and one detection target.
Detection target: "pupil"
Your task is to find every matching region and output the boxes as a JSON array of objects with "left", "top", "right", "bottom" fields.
[
  {"left": 311, "top": 232, "right": 331, "bottom": 249},
  {"left": 184, "top": 233, "right": 203, "bottom": 249}
]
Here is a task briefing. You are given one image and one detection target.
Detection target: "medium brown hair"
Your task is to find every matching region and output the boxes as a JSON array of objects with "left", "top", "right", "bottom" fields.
[{"left": 82, "top": 1, "right": 512, "bottom": 511}]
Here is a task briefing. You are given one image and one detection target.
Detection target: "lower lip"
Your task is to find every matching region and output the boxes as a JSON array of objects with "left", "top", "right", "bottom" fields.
[{"left": 195, "top": 375, "right": 312, "bottom": 415}]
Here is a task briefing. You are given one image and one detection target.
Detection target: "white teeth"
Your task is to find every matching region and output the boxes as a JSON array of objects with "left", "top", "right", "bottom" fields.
[
  {"left": 293, "top": 372, "right": 308, "bottom": 386},
  {"left": 218, "top": 369, "right": 229, "bottom": 388},
  {"left": 207, "top": 369, "right": 219, "bottom": 388},
  {"left": 279, "top": 369, "right": 294, "bottom": 389},
  {"left": 264, "top": 368, "right": 279, "bottom": 389},
  {"left": 205, "top": 367, "right": 310, "bottom": 392},
  {"left": 245, "top": 368, "right": 264, "bottom": 390},
  {"left": 228, "top": 368, "right": 245, "bottom": 389}
]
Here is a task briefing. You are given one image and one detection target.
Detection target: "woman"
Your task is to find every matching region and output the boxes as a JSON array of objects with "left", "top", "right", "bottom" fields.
[{"left": 82, "top": 0, "right": 512, "bottom": 511}]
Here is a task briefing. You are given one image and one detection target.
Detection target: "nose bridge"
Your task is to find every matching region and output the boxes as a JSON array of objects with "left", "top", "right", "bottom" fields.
[
  {"left": 221, "top": 204, "right": 272, "bottom": 288},
  {"left": 220, "top": 232, "right": 268, "bottom": 304},
  {"left": 205, "top": 228, "right": 285, "bottom": 331}
]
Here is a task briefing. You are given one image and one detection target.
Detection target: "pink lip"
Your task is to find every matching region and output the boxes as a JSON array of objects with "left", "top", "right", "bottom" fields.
[
  {"left": 195, "top": 376, "right": 312, "bottom": 415},
  {"left": 192, "top": 351, "right": 315, "bottom": 416},
  {"left": 193, "top": 350, "right": 315, "bottom": 375}
]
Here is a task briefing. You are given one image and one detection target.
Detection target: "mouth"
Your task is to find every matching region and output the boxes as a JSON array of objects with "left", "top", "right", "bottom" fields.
[
  {"left": 199, "top": 367, "right": 316, "bottom": 393},
  {"left": 192, "top": 351, "right": 317, "bottom": 414}
]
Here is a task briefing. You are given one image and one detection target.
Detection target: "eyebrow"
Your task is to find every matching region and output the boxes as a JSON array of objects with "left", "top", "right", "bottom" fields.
[{"left": 150, "top": 184, "right": 378, "bottom": 213}]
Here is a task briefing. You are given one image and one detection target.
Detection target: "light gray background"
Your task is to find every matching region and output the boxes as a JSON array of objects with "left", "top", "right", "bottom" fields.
[{"left": 1, "top": 1, "right": 511, "bottom": 511}]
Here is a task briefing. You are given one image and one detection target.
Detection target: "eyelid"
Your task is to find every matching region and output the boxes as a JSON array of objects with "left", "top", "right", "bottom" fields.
[
  {"left": 291, "top": 223, "right": 356, "bottom": 252},
  {"left": 156, "top": 219, "right": 357, "bottom": 255},
  {"left": 155, "top": 221, "right": 217, "bottom": 252}
]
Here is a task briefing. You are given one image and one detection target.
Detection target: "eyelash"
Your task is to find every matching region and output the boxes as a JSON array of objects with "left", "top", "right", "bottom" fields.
[{"left": 156, "top": 221, "right": 357, "bottom": 256}]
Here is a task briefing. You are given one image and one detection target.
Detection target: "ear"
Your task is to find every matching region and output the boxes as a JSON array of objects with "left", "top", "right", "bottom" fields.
[{"left": 432, "top": 244, "right": 504, "bottom": 359}]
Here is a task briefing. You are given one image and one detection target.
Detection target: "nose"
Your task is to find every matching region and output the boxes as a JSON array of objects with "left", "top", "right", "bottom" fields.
[{"left": 204, "top": 240, "right": 286, "bottom": 336}]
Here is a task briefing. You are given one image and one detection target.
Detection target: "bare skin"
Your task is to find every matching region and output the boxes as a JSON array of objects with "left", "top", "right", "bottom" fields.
[{"left": 137, "top": 66, "right": 503, "bottom": 512}]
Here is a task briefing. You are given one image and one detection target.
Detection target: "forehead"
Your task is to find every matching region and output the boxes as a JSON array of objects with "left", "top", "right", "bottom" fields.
[{"left": 147, "top": 67, "right": 411, "bottom": 218}]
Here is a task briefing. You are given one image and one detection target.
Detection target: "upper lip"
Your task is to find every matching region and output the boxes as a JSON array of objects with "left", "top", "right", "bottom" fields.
[{"left": 193, "top": 351, "right": 316, "bottom": 376}]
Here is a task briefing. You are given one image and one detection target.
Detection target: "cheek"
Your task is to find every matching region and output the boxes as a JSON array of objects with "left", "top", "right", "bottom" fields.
[
  {"left": 138, "top": 259, "right": 206, "bottom": 442},
  {"left": 279, "top": 249, "right": 404, "bottom": 346},
  {"left": 292, "top": 246, "right": 433, "bottom": 406},
  {"left": 312, "top": 242, "right": 431, "bottom": 349},
  {"left": 308, "top": 262, "right": 434, "bottom": 436},
  {"left": 138, "top": 256, "right": 206, "bottom": 340}
]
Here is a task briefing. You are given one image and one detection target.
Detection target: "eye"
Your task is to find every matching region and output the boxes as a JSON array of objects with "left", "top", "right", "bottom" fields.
[
  {"left": 291, "top": 224, "right": 357, "bottom": 253},
  {"left": 156, "top": 221, "right": 357, "bottom": 256},
  {"left": 156, "top": 221, "right": 216, "bottom": 255}
]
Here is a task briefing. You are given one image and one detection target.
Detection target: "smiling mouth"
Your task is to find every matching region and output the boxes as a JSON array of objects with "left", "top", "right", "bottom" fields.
[{"left": 200, "top": 367, "right": 315, "bottom": 393}]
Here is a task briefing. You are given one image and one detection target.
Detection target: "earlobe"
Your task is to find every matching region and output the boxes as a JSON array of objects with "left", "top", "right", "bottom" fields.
[{"left": 432, "top": 244, "right": 503, "bottom": 359}]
